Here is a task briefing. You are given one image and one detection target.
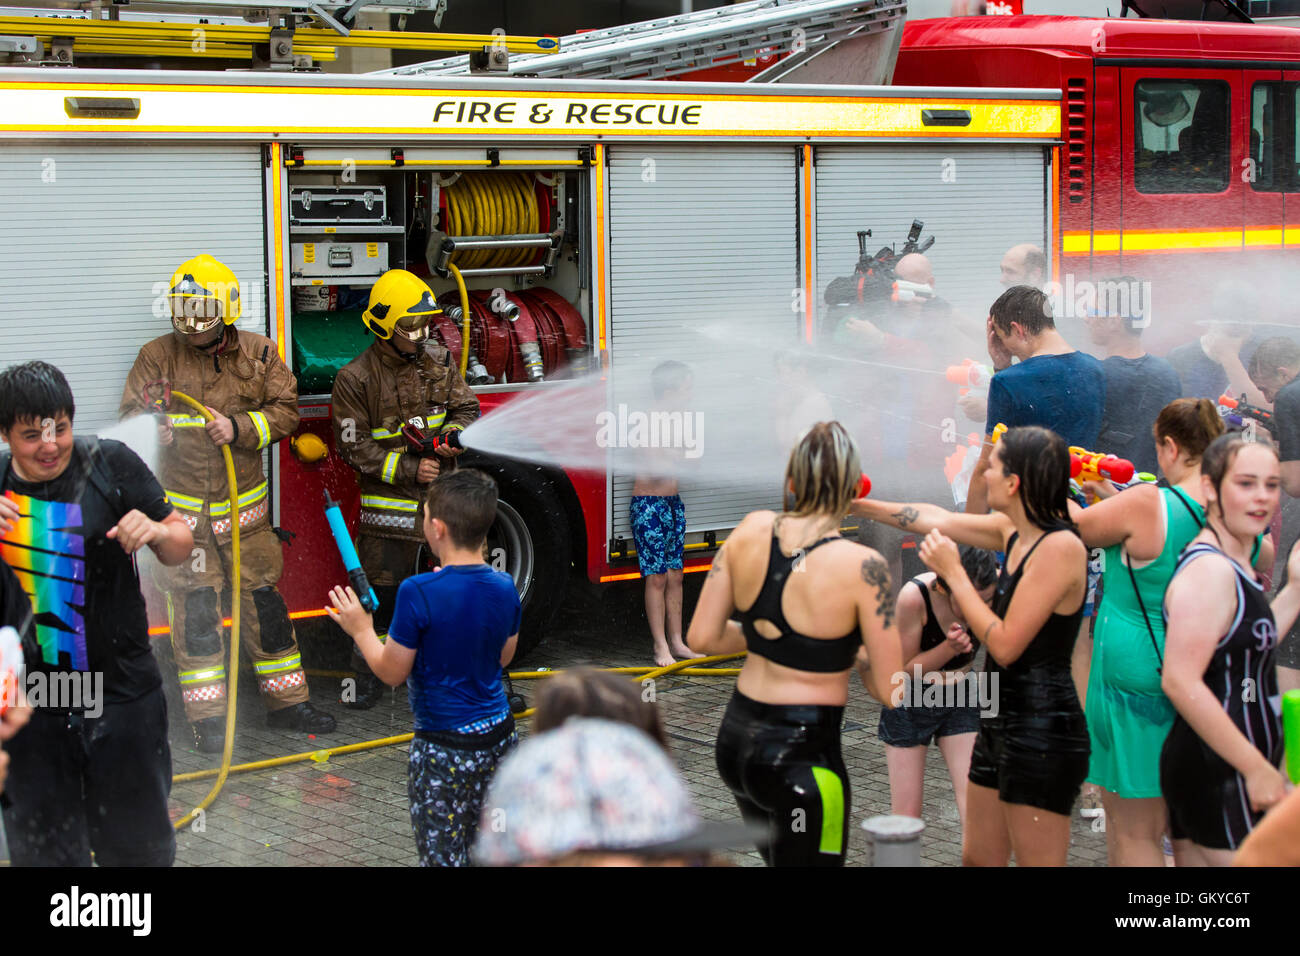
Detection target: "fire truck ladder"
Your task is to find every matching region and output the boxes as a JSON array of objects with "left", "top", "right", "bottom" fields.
[
  {"left": 377, "top": 0, "right": 906, "bottom": 81},
  {"left": 0, "top": 1, "right": 560, "bottom": 67}
]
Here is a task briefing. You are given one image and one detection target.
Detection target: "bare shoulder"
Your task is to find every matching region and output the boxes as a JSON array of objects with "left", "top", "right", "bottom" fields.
[
  {"left": 733, "top": 510, "right": 777, "bottom": 541},
  {"left": 1168, "top": 547, "right": 1237, "bottom": 594}
]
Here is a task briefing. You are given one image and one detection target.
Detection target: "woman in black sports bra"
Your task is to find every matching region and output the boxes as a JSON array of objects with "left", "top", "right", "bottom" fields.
[
  {"left": 1160, "top": 436, "right": 1298, "bottom": 866},
  {"left": 687, "top": 422, "right": 904, "bottom": 867},
  {"left": 881, "top": 548, "right": 999, "bottom": 831},
  {"left": 852, "top": 426, "right": 1091, "bottom": 866}
]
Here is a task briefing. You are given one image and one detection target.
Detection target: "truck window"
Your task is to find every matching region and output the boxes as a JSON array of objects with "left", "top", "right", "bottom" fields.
[
  {"left": 1250, "top": 82, "right": 1278, "bottom": 191},
  {"left": 1134, "top": 79, "right": 1230, "bottom": 194}
]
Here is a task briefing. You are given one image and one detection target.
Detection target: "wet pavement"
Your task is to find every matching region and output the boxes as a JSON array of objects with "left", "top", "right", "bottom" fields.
[{"left": 153, "top": 575, "right": 1107, "bottom": 867}]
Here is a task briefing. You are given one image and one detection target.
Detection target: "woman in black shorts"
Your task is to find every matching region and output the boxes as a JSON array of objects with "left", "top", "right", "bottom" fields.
[
  {"left": 687, "top": 422, "right": 904, "bottom": 866},
  {"left": 1161, "top": 435, "right": 1299, "bottom": 865},
  {"left": 853, "top": 426, "right": 1090, "bottom": 865},
  {"left": 881, "top": 547, "right": 999, "bottom": 829}
]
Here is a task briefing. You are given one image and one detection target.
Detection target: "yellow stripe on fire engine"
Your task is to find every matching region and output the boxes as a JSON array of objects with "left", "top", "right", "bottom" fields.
[
  {"left": 0, "top": 81, "right": 1060, "bottom": 139},
  {"left": 1062, "top": 226, "right": 1300, "bottom": 256}
]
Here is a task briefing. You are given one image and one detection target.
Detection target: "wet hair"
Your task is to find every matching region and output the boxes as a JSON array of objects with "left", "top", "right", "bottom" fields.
[
  {"left": 1097, "top": 275, "right": 1148, "bottom": 334},
  {"left": 533, "top": 668, "right": 670, "bottom": 752},
  {"left": 937, "top": 546, "right": 1000, "bottom": 593},
  {"left": 1200, "top": 433, "right": 1279, "bottom": 522},
  {"left": 1154, "top": 398, "right": 1223, "bottom": 463},
  {"left": 990, "top": 285, "right": 1054, "bottom": 337},
  {"left": 996, "top": 426, "right": 1075, "bottom": 532},
  {"left": 651, "top": 360, "right": 692, "bottom": 399},
  {"left": 1247, "top": 336, "right": 1300, "bottom": 381},
  {"left": 422, "top": 468, "right": 498, "bottom": 550},
  {"left": 0, "top": 361, "right": 75, "bottom": 431},
  {"left": 784, "top": 421, "right": 861, "bottom": 518}
]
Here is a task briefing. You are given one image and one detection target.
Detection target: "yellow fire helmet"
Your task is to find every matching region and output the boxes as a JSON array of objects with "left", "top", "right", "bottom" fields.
[
  {"left": 362, "top": 269, "right": 441, "bottom": 343},
  {"left": 290, "top": 433, "right": 329, "bottom": 463},
  {"left": 168, "top": 254, "right": 241, "bottom": 335}
]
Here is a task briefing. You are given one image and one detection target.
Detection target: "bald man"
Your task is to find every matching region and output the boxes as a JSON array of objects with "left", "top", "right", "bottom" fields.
[{"left": 1000, "top": 244, "right": 1047, "bottom": 288}]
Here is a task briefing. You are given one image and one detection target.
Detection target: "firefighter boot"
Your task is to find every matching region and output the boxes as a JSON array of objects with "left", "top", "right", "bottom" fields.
[
  {"left": 342, "top": 582, "right": 400, "bottom": 710},
  {"left": 266, "top": 700, "right": 337, "bottom": 733},
  {"left": 191, "top": 716, "right": 226, "bottom": 754}
]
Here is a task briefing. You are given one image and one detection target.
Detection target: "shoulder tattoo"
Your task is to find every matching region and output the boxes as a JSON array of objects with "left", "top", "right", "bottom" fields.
[
  {"left": 861, "top": 557, "right": 895, "bottom": 628},
  {"left": 892, "top": 506, "right": 919, "bottom": 529}
]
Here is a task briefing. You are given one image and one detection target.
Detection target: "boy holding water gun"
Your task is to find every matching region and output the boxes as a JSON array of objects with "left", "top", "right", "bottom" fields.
[{"left": 328, "top": 469, "right": 519, "bottom": 867}]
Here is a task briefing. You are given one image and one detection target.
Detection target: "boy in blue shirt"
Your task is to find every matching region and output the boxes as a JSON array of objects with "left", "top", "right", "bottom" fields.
[{"left": 328, "top": 469, "right": 519, "bottom": 867}]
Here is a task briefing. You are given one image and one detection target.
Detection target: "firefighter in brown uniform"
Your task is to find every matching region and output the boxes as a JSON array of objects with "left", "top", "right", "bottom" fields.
[
  {"left": 331, "top": 269, "right": 479, "bottom": 708},
  {"left": 120, "top": 254, "right": 336, "bottom": 751}
]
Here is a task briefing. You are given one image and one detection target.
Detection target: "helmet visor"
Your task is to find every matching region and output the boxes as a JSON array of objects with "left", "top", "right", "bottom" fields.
[
  {"left": 169, "top": 294, "right": 224, "bottom": 335},
  {"left": 393, "top": 311, "right": 434, "bottom": 343}
]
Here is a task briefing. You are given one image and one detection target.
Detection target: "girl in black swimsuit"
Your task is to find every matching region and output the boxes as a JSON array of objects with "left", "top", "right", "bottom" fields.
[
  {"left": 1160, "top": 435, "right": 1300, "bottom": 866},
  {"left": 853, "top": 426, "right": 1091, "bottom": 865},
  {"left": 687, "top": 422, "right": 904, "bottom": 867}
]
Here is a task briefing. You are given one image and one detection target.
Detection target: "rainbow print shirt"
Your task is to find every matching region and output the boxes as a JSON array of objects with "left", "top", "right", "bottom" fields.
[{"left": 0, "top": 493, "right": 87, "bottom": 670}]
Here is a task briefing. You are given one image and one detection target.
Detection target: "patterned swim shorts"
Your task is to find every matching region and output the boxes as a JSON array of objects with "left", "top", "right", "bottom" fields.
[
  {"left": 629, "top": 494, "right": 686, "bottom": 577},
  {"left": 408, "top": 722, "right": 517, "bottom": 867}
]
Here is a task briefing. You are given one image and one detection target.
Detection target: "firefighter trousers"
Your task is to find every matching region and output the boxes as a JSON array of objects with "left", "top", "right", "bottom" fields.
[
  {"left": 351, "top": 534, "right": 427, "bottom": 675},
  {"left": 155, "top": 521, "right": 309, "bottom": 722}
]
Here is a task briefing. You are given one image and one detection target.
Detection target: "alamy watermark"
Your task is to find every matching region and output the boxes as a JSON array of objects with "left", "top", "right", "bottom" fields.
[
  {"left": 890, "top": 665, "right": 999, "bottom": 718},
  {"left": 2, "top": 670, "right": 104, "bottom": 718},
  {"left": 595, "top": 404, "right": 704, "bottom": 459},
  {"left": 1045, "top": 275, "right": 1153, "bottom": 327}
]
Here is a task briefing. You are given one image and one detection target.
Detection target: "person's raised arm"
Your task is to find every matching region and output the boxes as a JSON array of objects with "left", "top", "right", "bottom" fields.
[
  {"left": 852, "top": 494, "right": 1011, "bottom": 552},
  {"left": 854, "top": 551, "right": 904, "bottom": 705},
  {"left": 1163, "top": 555, "right": 1288, "bottom": 814},
  {"left": 964, "top": 441, "right": 993, "bottom": 515},
  {"left": 328, "top": 584, "right": 417, "bottom": 687},
  {"left": 1069, "top": 481, "right": 1162, "bottom": 551},
  {"left": 686, "top": 540, "right": 744, "bottom": 656},
  {"left": 921, "top": 529, "right": 1081, "bottom": 668}
]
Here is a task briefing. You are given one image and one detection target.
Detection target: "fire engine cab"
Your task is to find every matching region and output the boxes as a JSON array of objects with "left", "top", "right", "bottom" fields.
[{"left": 897, "top": 15, "right": 1300, "bottom": 347}]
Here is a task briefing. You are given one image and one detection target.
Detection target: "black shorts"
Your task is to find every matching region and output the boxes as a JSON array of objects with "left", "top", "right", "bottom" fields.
[
  {"left": 878, "top": 702, "right": 981, "bottom": 748},
  {"left": 1160, "top": 722, "right": 1274, "bottom": 851},
  {"left": 967, "top": 715, "right": 1090, "bottom": 817},
  {"left": 1, "top": 684, "right": 175, "bottom": 867}
]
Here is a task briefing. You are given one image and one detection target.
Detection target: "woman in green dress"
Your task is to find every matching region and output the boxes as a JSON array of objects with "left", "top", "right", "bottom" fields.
[{"left": 1072, "top": 399, "right": 1272, "bottom": 865}]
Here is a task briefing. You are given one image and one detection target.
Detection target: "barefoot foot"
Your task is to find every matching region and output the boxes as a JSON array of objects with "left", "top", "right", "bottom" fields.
[
  {"left": 652, "top": 642, "right": 677, "bottom": 668},
  {"left": 668, "top": 640, "right": 703, "bottom": 660}
]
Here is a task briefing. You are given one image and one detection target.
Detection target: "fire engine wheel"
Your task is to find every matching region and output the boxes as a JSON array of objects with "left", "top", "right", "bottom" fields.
[{"left": 475, "top": 457, "right": 570, "bottom": 661}]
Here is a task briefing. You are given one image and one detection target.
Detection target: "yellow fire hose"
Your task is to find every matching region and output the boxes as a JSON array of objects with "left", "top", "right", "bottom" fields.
[
  {"left": 448, "top": 261, "right": 471, "bottom": 378},
  {"left": 168, "top": 390, "right": 241, "bottom": 831},
  {"left": 172, "top": 652, "right": 747, "bottom": 785}
]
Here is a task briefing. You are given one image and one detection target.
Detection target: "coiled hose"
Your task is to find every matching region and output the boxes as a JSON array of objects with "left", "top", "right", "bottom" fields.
[{"left": 443, "top": 172, "right": 540, "bottom": 270}]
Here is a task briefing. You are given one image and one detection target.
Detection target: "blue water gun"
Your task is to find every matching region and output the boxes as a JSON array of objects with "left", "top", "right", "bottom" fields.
[{"left": 323, "top": 489, "right": 378, "bottom": 613}]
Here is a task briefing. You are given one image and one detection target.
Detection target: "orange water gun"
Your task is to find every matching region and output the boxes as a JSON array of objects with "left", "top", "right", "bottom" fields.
[
  {"left": 946, "top": 359, "right": 994, "bottom": 395},
  {"left": 1069, "top": 446, "right": 1136, "bottom": 485}
]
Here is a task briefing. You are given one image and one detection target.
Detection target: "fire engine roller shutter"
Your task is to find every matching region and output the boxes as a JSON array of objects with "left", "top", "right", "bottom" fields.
[
  {"left": 0, "top": 142, "right": 268, "bottom": 434},
  {"left": 607, "top": 145, "right": 799, "bottom": 541},
  {"left": 814, "top": 144, "right": 1048, "bottom": 324}
]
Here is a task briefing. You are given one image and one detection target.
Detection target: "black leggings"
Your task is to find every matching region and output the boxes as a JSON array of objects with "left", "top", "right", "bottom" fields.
[{"left": 715, "top": 689, "right": 849, "bottom": 866}]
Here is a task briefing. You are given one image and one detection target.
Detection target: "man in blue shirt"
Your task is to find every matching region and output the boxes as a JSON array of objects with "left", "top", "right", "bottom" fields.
[
  {"left": 1085, "top": 279, "right": 1182, "bottom": 475},
  {"left": 328, "top": 468, "right": 519, "bottom": 866},
  {"left": 965, "top": 285, "right": 1106, "bottom": 514}
]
